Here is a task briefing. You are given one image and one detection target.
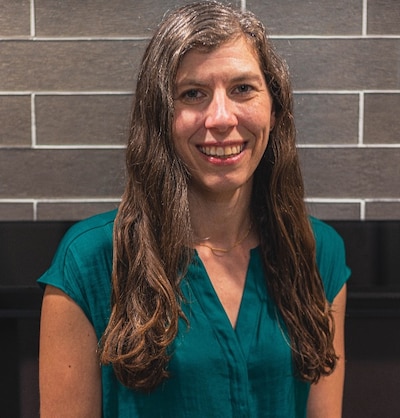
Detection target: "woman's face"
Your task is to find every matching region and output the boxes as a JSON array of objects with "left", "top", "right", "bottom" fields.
[{"left": 172, "top": 36, "right": 275, "bottom": 198}]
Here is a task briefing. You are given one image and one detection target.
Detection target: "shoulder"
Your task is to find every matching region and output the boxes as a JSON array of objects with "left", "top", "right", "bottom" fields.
[
  {"left": 309, "top": 217, "right": 351, "bottom": 303},
  {"left": 59, "top": 209, "right": 116, "bottom": 257},
  {"left": 63, "top": 210, "right": 117, "bottom": 244},
  {"left": 309, "top": 216, "right": 345, "bottom": 251},
  {"left": 38, "top": 210, "right": 117, "bottom": 327},
  {"left": 38, "top": 209, "right": 116, "bottom": 292}
]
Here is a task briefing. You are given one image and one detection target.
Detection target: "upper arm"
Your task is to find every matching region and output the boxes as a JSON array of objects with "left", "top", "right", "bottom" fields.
[
  {"left": 307, "top": 284, "right": 347, "bottom": 418},
  {"left": 39, "top": 285, "right": 102, "bottom": 417}
]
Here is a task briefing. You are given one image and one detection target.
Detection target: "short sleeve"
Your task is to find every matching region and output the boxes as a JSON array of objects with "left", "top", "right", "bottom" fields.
[
  {"left": 37, "top": 211, "right": 115, "bottom": 334},
  {"left": 310, "top": 217, "right": 351, "bottom": 303}
]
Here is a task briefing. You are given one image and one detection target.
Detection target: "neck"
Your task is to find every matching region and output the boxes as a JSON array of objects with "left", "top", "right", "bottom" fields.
[
  {"left": 195, "top": 221, "right": 253, "bottom": 256},
  {"left": 188, "top": 186, "right": 255, "bottom": 250}
]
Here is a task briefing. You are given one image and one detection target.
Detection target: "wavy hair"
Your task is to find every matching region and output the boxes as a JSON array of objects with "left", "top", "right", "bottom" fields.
[{"left": 99, "top": 1, "right": 337, "bottom": 391}]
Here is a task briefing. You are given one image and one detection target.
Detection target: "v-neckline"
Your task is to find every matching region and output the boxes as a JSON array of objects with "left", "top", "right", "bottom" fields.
[{"left": 188, "top": 248, "right": 264, "bottom": 360}]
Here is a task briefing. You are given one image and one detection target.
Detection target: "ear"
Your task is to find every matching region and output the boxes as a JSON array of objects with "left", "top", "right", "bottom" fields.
[{"left": 270, "top": 109, "right": 276, "bottom": 132}]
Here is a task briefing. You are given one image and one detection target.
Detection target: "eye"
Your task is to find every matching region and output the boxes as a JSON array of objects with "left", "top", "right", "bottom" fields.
[
  {"left": 180, "top": 89, "right": 206, "bottom": 102},
  {"left": 233, "top": 84, "right": 254, "bottom": 95}
]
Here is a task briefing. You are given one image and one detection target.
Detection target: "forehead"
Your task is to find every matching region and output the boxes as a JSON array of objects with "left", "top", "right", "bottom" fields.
[{"left": 176, "top": 37, "right": 261, "bottom": 80}]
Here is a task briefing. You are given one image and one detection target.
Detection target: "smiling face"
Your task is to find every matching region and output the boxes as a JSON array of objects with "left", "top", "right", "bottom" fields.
[{"left": 172, "top": 36, "right": 275, "bottom": 199}]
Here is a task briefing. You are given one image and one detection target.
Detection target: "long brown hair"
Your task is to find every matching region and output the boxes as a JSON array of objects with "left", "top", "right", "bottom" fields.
[{"left": 99, "top": 1, "right": 337, "bottom": 391}]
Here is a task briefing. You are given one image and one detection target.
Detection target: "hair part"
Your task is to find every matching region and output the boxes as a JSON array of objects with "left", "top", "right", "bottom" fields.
[{"left": 99, "top": 0, "right": 337, "bottom": 391}]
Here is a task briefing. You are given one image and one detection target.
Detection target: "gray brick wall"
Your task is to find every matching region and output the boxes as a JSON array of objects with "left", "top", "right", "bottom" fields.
[{"left": 1, "top": 0, "right": 399, "bottom": 221}]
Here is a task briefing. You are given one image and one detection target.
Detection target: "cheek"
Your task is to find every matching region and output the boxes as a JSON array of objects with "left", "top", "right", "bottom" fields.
[
  {"left": 172, "top": 112, "right": 194, "bottom": 158},
  {"left": 173, "top": 110, "right": 193, "bottom": 141},
  {"left": 173, "top": 110, "right": 205, "bottom": 151},
  {"left": 242, "top": 114, "right": 273, "bottom": 139},
  {"left": 240, "top": 99, "right": 274, "bottom": 130}
]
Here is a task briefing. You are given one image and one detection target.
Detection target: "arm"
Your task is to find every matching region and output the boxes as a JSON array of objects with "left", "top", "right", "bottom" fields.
[
  {"left": 39, "top": 285, "right": 102, "bottom": 417},
  {"left": 307, "top": 284, "right": 347, "bottom": 418}
]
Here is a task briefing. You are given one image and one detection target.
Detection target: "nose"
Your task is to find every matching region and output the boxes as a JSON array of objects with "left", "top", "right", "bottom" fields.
[{"left": 204, "top": 91, "right": 238, "bottom": 131}]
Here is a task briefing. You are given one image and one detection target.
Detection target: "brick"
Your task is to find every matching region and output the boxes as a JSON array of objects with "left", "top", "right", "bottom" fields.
[
  {"left": 0, "top": 203, "right": 33, "bottom": 220},
  {"left": 0, "top": 149, "right": 125, "bottom": 198},
  {"left": 365, "top": 202, "right": 400, "bottom": 220},
  {"left": 35, "top": 95, "right": 132, "bottom": 145},
  {"left": 295, "top": 94, "right": 359, "bottom": 144},
  {"left": 274, "top": 39, "right": 400, "bottom": 90},
  {"left": 0, "top": 96, "right": 31, "bottom": 146},
  {"left": 35, "top": 0, "right": 240, "bottom": 37},
  {"left": 0, "top": 0, "right": 30, "bottom": 36},
  {"left": 367, "top": 0, "right": 400, "bottom": 35},
  {"left": 299, "top": 148, "right": 400, "bottom": 198},
  {"left": 248, "top": 0, "right": 362, "bottom": 35},
  {"left": 37, "top": 202, "right": 119, "bottom": 220},
  {"left": 364, "top": 94, "right": 400, "bottom": 145},
  {"left": 306, "top": 202, "right": 361, "bottom": 220},
  {"left": 0, "top": 41, "right": 145, "bottom": 91}
]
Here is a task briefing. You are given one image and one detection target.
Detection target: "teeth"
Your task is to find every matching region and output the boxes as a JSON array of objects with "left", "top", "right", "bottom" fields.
[{"left": 200, "top": 145, "right": 244, "bottom": 157}]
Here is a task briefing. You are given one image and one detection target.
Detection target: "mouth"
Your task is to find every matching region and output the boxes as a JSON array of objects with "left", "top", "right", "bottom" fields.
[{"left": 198, "top": 144, "right": 245, "bottom": 159}]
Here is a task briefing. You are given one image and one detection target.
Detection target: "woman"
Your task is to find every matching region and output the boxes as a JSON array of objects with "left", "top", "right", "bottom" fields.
[{"left": 38, "top": 2, "right": 350, "bottom": 417}]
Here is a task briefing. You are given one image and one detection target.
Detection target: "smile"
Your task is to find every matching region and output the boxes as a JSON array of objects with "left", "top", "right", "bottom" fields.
[{"left": 198, "top": 144, "right": 245, "bottom": 158}]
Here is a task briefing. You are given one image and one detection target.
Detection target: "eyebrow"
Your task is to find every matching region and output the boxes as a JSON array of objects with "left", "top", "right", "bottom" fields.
[
  {"left": 229, "top": 73, "right": 265, "bottom": 84},
  {"left": 175, "top": 72, "right": 265, "bottom": 89}
]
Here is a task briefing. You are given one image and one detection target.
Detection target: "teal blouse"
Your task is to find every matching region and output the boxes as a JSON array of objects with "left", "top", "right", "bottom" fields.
[{"left": 38, "top": 210, "right": 350, "bottom": 418}]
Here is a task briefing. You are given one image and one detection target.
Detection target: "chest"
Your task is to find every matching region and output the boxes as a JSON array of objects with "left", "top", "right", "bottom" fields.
[
  {"left": 160, "top": 254, "right": 305, "bottom": 415},
  {"left": 104, "top": 251, "right": 310, "bottom": 417},
  {"left": 195, "top": 247, "right": 250, "bottom": 328},
  {"left": 176, "top": 251, "right": 294, "bottom": 372}
]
